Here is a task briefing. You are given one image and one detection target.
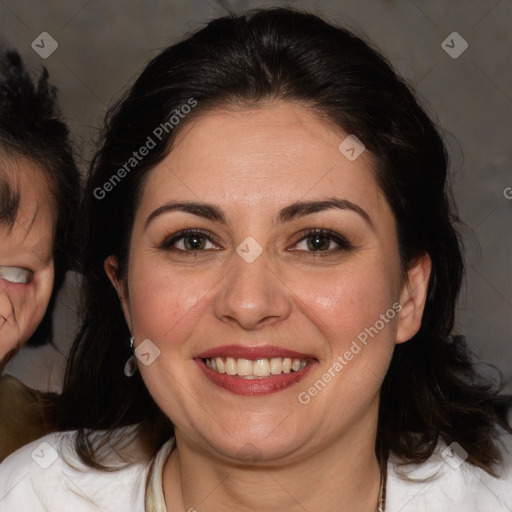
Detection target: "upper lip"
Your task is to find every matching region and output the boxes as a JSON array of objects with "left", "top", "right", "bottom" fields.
[{"left": 195, "top": 345, "right": 316, "bottom": 360}]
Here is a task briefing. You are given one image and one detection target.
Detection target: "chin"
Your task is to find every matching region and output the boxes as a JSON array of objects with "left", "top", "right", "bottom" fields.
[{"left": 195, "top": 424, "right": 309, "bottom": 465}]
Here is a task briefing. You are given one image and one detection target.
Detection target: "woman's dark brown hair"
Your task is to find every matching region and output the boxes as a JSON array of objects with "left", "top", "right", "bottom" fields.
[{"left": 56, "top": 7, "right": 511, "bottom": 473}]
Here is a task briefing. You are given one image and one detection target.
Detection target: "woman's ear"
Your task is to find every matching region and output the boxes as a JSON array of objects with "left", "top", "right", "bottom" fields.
[
  {"left": 104, "top": 255, "right": 132, "bottom": 331},
  {"left": 396, "top": 253, "right": 432, "bottom": 344}
]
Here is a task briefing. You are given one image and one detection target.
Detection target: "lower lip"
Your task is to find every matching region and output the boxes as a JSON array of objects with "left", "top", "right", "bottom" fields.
[{"left": 195, "top": 358, "right": 317, "bottom": 396}]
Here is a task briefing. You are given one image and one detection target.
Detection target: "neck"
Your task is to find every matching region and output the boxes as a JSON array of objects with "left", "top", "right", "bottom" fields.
[{"left": 163, "top": 402, "right": 383, "bottom": 512}]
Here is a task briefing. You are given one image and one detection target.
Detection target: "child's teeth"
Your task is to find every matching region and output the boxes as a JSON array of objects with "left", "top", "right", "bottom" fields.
[{"left": 206, "top": 356, "right": 308, "bottom": 377}]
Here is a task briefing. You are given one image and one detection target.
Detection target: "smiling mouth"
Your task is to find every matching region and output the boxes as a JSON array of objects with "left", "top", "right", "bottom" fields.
[{"left": 203, "top": 356, "right": 309, "bottom": 378}]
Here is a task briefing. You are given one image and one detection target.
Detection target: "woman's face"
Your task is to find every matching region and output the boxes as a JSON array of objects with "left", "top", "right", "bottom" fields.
[
  {"left": 109, "top": 102, "right": 429, "bottom": 463},
  {"left": 0, "top": 158, "right": 55, "bottom": 364}
]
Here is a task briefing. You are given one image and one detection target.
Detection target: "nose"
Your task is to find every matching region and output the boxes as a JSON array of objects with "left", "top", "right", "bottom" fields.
[{"left": 214, "top": 250, "right": 293, "bottom": 330}]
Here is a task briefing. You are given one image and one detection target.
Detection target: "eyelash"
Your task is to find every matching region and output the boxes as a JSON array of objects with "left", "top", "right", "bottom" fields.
[{"left": 159, "top": 228, "right": 353, "bottom": 257}]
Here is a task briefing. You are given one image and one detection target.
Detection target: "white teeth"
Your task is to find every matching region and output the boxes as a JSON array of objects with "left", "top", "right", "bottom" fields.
[
  {"left": 225, "top": 357, "right": 237, "bottom": 375},
  {"left": 215, "top": 357, "right": 225, "bottom": 373},
  {"left": 205, "top": 356, "right": 308, "bottom": 378},
  {"left": 253, "top": 359, "right": 270, "bottom": 377},
  {"left": 237, "top": 358, "right": 253, "bottom": 376},
  {"left": 270, "top": 358, "right": 283, "bottom": 375},
  {"left": 0, "top": 266, "right": 33, "bottom": 284}
]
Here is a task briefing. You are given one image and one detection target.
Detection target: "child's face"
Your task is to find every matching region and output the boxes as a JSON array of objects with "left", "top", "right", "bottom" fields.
[{"left": 0, "top": 157, "right": 55, "bottom": 365}]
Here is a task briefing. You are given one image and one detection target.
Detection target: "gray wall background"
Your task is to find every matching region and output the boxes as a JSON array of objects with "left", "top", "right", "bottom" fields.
[{"left": 2, "top": 0, "right": 511, "bottom": 393}]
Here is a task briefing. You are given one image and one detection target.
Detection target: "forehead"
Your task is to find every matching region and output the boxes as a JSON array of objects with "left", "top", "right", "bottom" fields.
[
  {"left": 140, "top": 102, "right": 383, "bottom": 215},
  {"left": 0, "top": 154, "right": 54, "bottom": 214}
]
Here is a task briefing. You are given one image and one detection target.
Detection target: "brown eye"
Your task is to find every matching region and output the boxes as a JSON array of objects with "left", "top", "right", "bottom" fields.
[
  {"left": 306, "top": 234, "right": 332, "bottom": 251},
  {"left": 182, "top": 234, "right": 207, "bottom": 250},
  {"left": 160, "top": 228, "right": 221, "bottom": 253},
  {"left": 291, "top": 229, "right": 353, "bottom": 255}
]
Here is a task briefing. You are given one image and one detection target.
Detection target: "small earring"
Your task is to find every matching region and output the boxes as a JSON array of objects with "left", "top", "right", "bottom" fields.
[{"left": 123, "top": 336, "right": 137, "bottom": 377}]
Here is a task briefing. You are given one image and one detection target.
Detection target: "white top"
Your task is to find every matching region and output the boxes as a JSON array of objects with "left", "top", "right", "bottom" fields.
[{"left": 0, "top": 430, "right": 511, "bottom": 511}]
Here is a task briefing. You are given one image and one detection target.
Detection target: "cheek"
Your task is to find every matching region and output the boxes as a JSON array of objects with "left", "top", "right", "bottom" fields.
[
  {"left": 0, "top": 266, "right": 55, "bottom": 354},
  {"left": 25, "top": 267, "right": 54, "bottom": 336},
  {"left": 127, "top": 260, "right": 215, "bottom": 343},
  {"left": 0, "top": 284, "right": 32, "bottom": 355},
  {"left": 0, "top": 286, "right": 18, "bottom": 358},
  {"left": 289, "top": 260, "right": 400, "bottom": 350}
]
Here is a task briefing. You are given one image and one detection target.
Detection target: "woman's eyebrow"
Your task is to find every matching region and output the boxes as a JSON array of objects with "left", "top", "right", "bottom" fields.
[
  {"left": 145, "top": 202, "right": 227, "bottom": 229},
  {"left": 276, "top": 198, "right": 374, "bottom": 230},
  {"left": 145, "top": 197, "right": 374, "bottom": 230}
]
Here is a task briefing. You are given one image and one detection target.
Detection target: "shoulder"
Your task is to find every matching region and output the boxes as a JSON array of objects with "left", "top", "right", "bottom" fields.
[
  {"left": 0, "top": 375, "right": 46, "bottom": 462},
  {"left": 0, "top": 374, "right": 43, "bottom": 412},
  {"left": 0, "top": 429, "right": 151, "bottom": 512},
  {"left": 387, "top": 434, "right": 512, "bottom": 512}
]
